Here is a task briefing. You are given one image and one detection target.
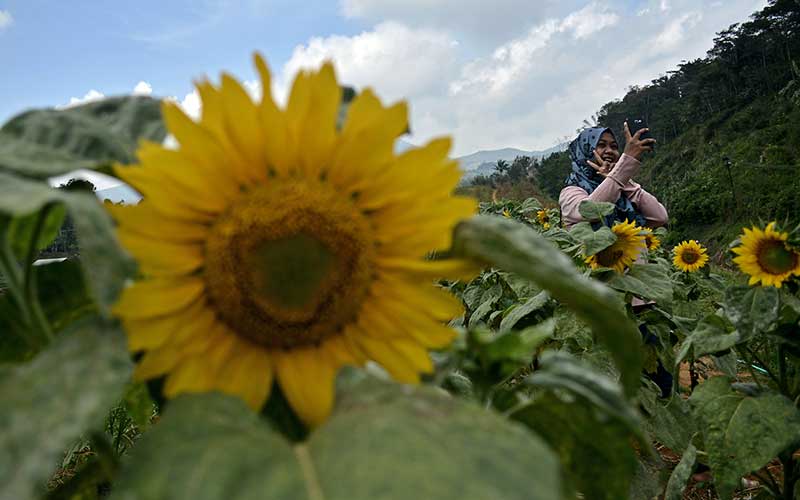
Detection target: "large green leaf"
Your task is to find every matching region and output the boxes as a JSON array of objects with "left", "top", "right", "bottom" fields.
[
  {"left": 642, "top": 397, "right": 697, "bottom": 455},
  {"left": 0, "top": 96, "right": 165, "bottom": 178},
  {"left": 114, "top": 378, "right": 561, "bottom": 500},
  {"left": 0, "top": 318, "right": 132, "bottom": 500},
  {"left": 525, "top": 351, "right": 645, "bottom": 443},
  {"left": 512, "top": 393, "right": 638, "bottom": 500},
  {"left": 0, "top": 172, "right": 134, "bottom": 314},
  {"left": 452, "top": 216, "right": 643, "bottom": 396},
  {"left": 675, "top": 313, "right": 738, "bottom": 365},
  {"left": 498, "top": 290, "right": 550, "bottom": 332},
  {"left": 723, "top": 286, "right": 780, "bottom": 341},
  {"left": 578, "top": 200, "right": 616, "bottom": 221},
  {"left": 689, "top": 376, "right": 800, "bottom": 499},
  {"left": 665, "top": 443, "right": 697, "bottom": 500},
  {"left": 568, "top": 222, "right": 616, "bottom": 256},
  {"left": 607, "top": 261, "right": 673, "bottom": 309}
]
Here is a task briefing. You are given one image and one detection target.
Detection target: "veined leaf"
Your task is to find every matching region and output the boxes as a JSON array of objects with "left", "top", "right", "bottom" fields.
[
  {"left": 689, "top": 376, "right": 800, "bottom": 499},
  {"left": 608, "top": 261, "right": 673, "bottom": 309},
  {"left": 114, "top": 377, "right": 562, "bottom": 500},
  {"left": 568, "top": 222, "right": 616, "bottom": 256},
  {"left": 0, "top": 96, "right": 165, "bottom": 178},
  {"left": 578, "top": 200, "right": 616, "bottom": 221},
  {"left": 0, "top": 318, "right": 132, "bottom": 500},
  {"left": 499, "top": 290, "right": 550, "bottom": 332},
  {"left": 664, "top": 443, "right": 697, "bottom": 500},
  {"left": 675, "top": 313, "right": 739, "bottom": 365},
  {"left": 723, "top": 286, "right": 780, "bottom": 341}
]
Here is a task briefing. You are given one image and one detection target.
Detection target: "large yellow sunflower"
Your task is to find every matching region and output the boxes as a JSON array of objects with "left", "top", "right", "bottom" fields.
[
  {"left": 108, "top": 54, "right": 476, "bottom": 426},
  {"left": 584, "top": 219, "right": 645, "bottom": 274},
  {"left": 672, "top": 240, "right": 709, "bottom": 272},
  {"left": 641, "top": 227, "right": 661, "bottom": 252},
  {"left": 732, "top": 222, "right": 800, "bottom": 288}
]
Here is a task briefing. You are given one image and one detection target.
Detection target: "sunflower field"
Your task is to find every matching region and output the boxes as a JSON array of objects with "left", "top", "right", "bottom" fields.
[{"left": 1, "top": 57, "right": 800, "bottom": 500}]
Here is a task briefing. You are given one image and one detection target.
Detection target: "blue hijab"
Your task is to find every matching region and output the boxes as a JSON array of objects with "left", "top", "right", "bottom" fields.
[{"left": 564, "top": 127, "right": 646, "bottom": 227}]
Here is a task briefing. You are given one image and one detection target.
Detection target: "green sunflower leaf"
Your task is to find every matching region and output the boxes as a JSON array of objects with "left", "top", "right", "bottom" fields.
[
  {"left": 511, "top": 391, "right": 639, "bottom": 500},
  {"left": 0, "top": 317, "right": 132, "bottom": 500},
  {"left": 0, "top": 96, "right": 165, "bottom": 178},
  {"left": 577, "top": 200, "right": 616, "bottom": 221},
  {"left": 568, "top": 222, "right": 617, "bottom": 256},
  {"left": 607, "top": 261, "right": 673, "bottom": 308},
  {"left": 723, "top": 285, "right": 780, "bottom": 341},
  {"left": 664, "top": 442, "right": 697, "bottom": 500},
  {"left": 0, "top": 171, "right": 133, "bottom": 315},
  {"left": 689, "top": 376, "right": 800, "bottom": 499},
  {"left": 452, "top": 215, "right": 643, "bottom": 396},
  {"left": 114, "top": 377, "right": 562, "bottom": 500}
]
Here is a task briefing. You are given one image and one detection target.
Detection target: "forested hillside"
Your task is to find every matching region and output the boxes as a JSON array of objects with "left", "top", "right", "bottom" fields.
[{"left": 535, "top": 0, "right": 800, "bottom": 253}]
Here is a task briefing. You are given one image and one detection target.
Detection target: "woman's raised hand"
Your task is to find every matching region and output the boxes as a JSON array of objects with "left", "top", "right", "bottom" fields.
[
  {"left": 623, "top": 121, "right": 656, "bottom": 160},
  {"left": 587, "top": 150, "right": 612, "bottom": 178}
]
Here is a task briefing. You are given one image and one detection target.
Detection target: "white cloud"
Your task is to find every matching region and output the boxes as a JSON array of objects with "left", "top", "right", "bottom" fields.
[
  {"left": 660, "top": 0, "right": 671, "bottom": 11},
  {"left": 132, "top": 81, "right": 153, "bottom": 96},
  {"left": 278, "top": 22, "right": 459, "bottom": 103},
  {"left": 0, "top": 10, "right": 12, "bottom": 30},
  {"left": 56, "top": 90, "right": 105, "bottom": 109},
  {"left": 560, "top": 3, "right": 619, "bottom": 40},
  {"left": 653, "top": 12, "right": 703, "bottom": 53}
]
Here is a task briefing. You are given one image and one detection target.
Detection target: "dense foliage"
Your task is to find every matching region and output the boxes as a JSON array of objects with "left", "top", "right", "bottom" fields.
[{"left": 535, "top": 0, "right": 800, "bottom": 249}]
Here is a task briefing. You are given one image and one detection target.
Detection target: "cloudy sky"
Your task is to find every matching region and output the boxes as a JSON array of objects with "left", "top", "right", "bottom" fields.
[{"left": 1, "top": 0, "right": 767, "bottom": 156}]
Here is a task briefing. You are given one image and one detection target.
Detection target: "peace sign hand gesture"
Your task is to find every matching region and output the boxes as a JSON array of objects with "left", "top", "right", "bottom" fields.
[
  {"left": 623, "top": 121, "right": 656, "bottom": 160},
  {"left": 587, "top": 150, "right": 613, "bottom": 178}
]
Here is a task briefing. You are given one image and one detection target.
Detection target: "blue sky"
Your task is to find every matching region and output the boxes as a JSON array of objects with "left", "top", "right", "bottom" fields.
[{"left": 1, "top": 0, "right": 768, "bottom": 156}]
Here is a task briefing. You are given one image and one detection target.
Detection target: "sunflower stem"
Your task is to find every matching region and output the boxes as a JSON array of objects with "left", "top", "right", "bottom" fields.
[{"left": 0, "top": 225, "right": 46, "bottom": 350}]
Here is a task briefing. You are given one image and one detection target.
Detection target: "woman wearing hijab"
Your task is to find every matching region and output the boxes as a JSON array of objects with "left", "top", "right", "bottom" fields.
[
  {"left": 559, "top": 123, "right": 667, "bottom": 229},
  {"left": 559, "top": 123, "right": 672, "bottom": 396}
]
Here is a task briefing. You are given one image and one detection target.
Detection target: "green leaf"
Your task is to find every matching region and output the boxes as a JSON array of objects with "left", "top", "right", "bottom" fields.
[
  {"left": 723, "top": 286, "right": 780, "bottom": 341},
  {"left": 689, "top": 376, "right": 800, "bottom": 499},
  {"left": 6, "top": 205, "right": 67, "bottom": 259},
  {"left": 452, "top": 216, "right": 643, "bottom": 396},
  {"left": 665, "top": 443, "right": 697, "bottom": 500},
  {"left": 675, "top": 314, "right": 739, "bottom": 365},
  {"left": 578, "top": 200, "right": 616, "bottom": 221},
  {"left": 512, "top": 392, "right": 638, "bottom": 500},
  {"left": 608, "top": 261, "right": 673, "bottom": 308},
  {"left": 115, "top": 377, "right": 562, "bottom": 500},
  {"left": 568, "top": 222, "right": 617, "bottom": 256},
  {"left": 499, "top": 290, "right": 550, "bottom": 332},
  {"left": 525, "top": 351, "right": 646, "bottom": 443},
  {"left": 0, "top": 96, "right": 165, "bottom": 178},
  {"left": 467, "top": 283, "right": 503, "bottom": 328},
  {"left": 0, "top": 172, "right": 133, "bottom": 314},
  {"left": 487, "top": 318, "right": 555, "bottom": 363},
  {"left": 0, "top": 318, "right": 132, "bottom": 500},
  {"left": 643, "top": 397, "right": 697, "bottom": 455}
]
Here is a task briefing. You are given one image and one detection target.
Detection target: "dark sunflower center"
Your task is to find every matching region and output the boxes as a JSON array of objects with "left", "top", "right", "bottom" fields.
[
  {"left": 596, "top": 247, "right": 624, "bottom": 267},
  {"left": 757, "top": 240, "right": 798, "bottom": 275},
  {"left": 681, "top": 249, "right": 699, "bottom": 264},
  {"left": 204, "top": 181, "right": 374, "bottom": 349}
]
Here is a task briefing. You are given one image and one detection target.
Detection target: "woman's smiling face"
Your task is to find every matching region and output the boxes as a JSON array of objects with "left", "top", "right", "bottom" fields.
[{"left": 595, "top": 131, "right": 620, "bottom": 164}]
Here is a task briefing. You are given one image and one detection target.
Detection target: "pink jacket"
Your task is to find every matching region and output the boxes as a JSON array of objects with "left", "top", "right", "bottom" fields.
[{"left": 559, "top": 153, "right": 668, "bottom": 229}]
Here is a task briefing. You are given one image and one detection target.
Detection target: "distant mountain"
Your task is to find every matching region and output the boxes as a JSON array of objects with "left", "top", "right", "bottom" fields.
[
  {"left": 456, "top": 142, "right": 569, "bottom": 183},
  {"left": 457, "top": 143, "right": 568, "bottom": 171}
]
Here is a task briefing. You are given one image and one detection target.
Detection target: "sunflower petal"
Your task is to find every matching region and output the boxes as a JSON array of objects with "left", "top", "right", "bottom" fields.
[{"left": 274, "top": 347, "right": 337, "bottom": 426}]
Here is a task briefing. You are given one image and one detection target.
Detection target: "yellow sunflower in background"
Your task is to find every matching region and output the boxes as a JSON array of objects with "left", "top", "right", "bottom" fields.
[
  {"left": 732, "top": 222, "right": 800, "bottom": 287},
  {"left": 108, "top": 54, "right": 476, "bottom": 426},
  {"left": 543, "top": 222, "right": 551, "bottom": 231},
  {"left": 502, "top": 208, "right": 512, "bottom": 218},
  {"left": 536, "top": 209, "right": 550, "bottom": 226},
  {"left": 584, "top": 219, "right": 645, "bottom": 274},
  {"left": 642, "top": 227, "right": 661, "bottom": 252},
  {"left": 672, "top": 240, "right": 709, "bottom": 272}
]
